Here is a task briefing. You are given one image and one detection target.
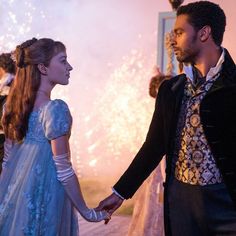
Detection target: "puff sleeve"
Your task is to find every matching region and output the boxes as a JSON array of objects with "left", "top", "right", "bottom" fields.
[{"left": 42, "top": 99, "right": 72, "bottom": 140}]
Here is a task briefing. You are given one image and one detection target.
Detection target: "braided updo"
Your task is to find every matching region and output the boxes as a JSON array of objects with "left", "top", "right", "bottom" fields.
[{"left": 15, "top": 38, "right": 38, "bottom": 68}]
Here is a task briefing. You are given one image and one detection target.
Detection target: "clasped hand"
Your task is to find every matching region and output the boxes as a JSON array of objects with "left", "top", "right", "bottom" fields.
[{"left": 95, "top": 193, "right": 124, "bottom": 224}]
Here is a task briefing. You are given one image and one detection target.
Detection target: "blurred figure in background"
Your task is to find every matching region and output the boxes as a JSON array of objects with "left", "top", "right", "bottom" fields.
[
  {"left": 127, "top": 67, "right": 169, "bottom": 236},
  {"left": 0, "top": 52, "right": 16, "bottom": 173}
]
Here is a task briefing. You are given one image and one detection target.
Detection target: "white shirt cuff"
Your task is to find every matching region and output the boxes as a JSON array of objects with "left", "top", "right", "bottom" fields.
[{"left": 112, "top": 187, "right": 125, "bottom": 200}]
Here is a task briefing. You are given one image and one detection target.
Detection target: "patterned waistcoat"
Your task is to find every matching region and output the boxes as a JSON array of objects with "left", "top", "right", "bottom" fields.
[{"left": 174, "top": 76, "right": 223, "bottom": 185}]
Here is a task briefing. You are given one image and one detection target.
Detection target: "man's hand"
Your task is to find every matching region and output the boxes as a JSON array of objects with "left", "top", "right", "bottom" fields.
[{"left": 95, "top": 193, "right": 124, "bottom": 224}]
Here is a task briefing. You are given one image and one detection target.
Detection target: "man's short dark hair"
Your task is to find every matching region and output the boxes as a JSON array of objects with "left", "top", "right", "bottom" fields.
[
  {"left": 0, "top": 53, "right": 16, "bottom": 75},
  {"left": 177, "top": 1, "right": 226, "bottom": 46}
]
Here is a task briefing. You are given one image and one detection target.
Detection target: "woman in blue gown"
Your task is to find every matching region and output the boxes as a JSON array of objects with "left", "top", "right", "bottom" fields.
[{"left": 0, "top": 38, "right": 109, "bottom": 235}]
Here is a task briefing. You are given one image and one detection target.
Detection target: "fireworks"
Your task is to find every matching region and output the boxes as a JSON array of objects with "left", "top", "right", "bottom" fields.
[
  {"left": 76, "top": 48, "right": 156, "bottom": 177},
  {"left": 0, "top": 1, "right": 157, "bottom": 178},
  {"left": 0, "top": 0, "right": 39, "bottom": 52}
]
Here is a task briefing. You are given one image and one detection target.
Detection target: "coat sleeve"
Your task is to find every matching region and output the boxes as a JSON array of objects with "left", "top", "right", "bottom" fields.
[{"left": 113, "top": 81, "right": 168, "bottom": 199}]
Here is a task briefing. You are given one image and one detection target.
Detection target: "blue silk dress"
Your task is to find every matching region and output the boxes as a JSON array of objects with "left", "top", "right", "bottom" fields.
[{"left": 0, "top": 99, "right": 78, "bottom": 235}]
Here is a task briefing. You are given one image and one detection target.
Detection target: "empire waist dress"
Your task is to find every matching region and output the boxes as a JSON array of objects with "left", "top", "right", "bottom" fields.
[{"left": 0, "top": 99, "right": 78, "bottom": 236}]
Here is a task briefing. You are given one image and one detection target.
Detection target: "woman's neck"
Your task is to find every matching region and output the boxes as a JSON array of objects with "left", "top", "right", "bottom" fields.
[
  {"left": 33, "top": 89, "right": 51, "bottom": 110},
  {"left": 36, "top": 89, "right": 51, "bottom": 99}
]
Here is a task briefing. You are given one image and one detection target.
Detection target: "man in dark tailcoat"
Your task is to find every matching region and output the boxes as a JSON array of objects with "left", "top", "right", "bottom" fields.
[{"left": 97, "top": 1, "right": 236, "bottom": 235}]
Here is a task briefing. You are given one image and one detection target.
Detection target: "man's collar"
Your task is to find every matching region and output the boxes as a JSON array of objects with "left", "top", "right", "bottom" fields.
[{"left": 183, "top": 48, "right": 225, "bottom": 82}]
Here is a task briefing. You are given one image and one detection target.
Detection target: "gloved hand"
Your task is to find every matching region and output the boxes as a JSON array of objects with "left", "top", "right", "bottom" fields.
[
  {"left": 79, "top": 207, "right": 110, "bottom": 222},
  {"left": 53, "top": 152, "right": 110, "bottom": 222}
]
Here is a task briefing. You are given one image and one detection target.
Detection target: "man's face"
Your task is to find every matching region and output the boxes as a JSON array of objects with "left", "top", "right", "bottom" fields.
[{"left": 172, "top": 14, "right": 200, "bottom": 64}]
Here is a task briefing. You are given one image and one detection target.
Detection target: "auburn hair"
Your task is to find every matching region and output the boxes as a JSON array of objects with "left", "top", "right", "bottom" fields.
[{"left": 2, "top": 38, "right": 65, "bottom": 142}]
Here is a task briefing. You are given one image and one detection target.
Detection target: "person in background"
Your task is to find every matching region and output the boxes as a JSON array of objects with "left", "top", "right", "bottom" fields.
[
  {"left": 0, "top": 38, "right": 109, "bottom": 235},
  {"left": 127, "top": 67, "right": 168, "bottom": 236},
  {"left": 0, "top": 52, "right": 16, "bottom": 173}
]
